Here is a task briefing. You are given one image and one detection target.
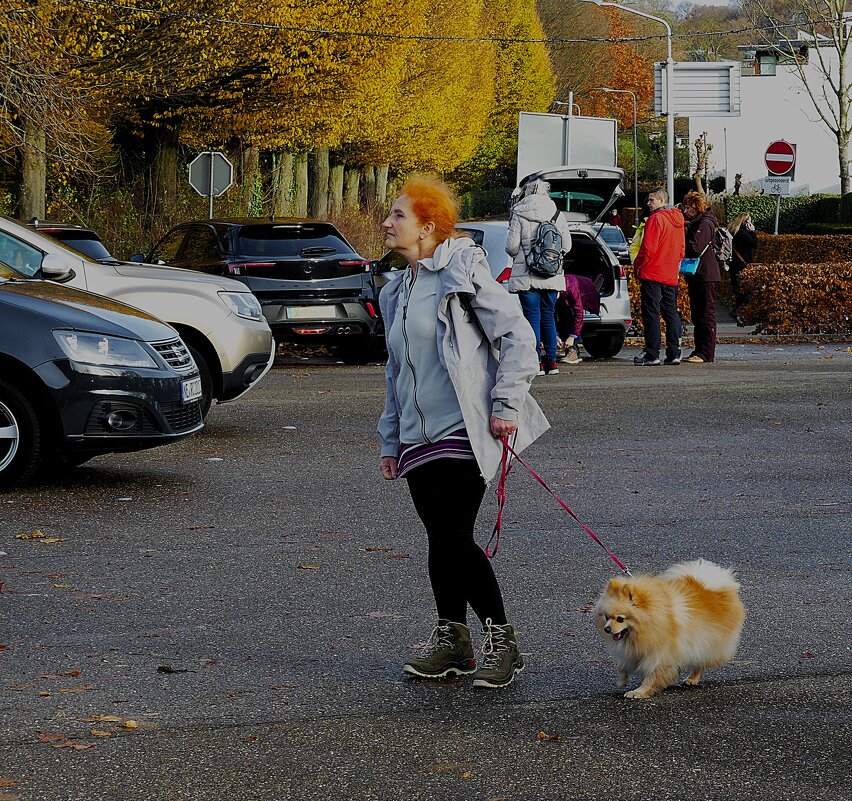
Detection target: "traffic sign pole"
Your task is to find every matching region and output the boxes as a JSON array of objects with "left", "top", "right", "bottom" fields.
[{"left": 208, "top": 155, "right": 214, "bottom": 219}]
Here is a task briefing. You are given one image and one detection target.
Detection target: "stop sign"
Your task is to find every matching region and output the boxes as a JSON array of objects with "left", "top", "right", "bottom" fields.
[{"left": 765, "top": 141, "right": 796, "bottom": 177}]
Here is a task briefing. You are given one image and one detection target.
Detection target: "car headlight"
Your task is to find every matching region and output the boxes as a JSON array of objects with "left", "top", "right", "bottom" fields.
[
  {"left": 54, "top": 331, "right": 157, "bottom": 368},
  {"left": 219, "top": 291, "right": 263, "bottom": 321}
]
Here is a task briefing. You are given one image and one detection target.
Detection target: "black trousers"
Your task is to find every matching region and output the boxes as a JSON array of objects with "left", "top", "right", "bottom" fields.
[
  {"left": 686, "top": 279, "right": 718, "bottom": 362},
  {"left": 405, "top": 458, "right": 507, "bottom": 626},
  {"left": 640, "top": 279, "right": 682, "bottom": 360}
]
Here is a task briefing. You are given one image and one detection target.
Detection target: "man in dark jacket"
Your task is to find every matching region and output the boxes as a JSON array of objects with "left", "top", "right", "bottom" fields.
[
  {"left": 632, "top": 187, "right": 686, "bottom": 366},
  {"left": 682, "top": 191, "right": 721, "bottom": 363}
]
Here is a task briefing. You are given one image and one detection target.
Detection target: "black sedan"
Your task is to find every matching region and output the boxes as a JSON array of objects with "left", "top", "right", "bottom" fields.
[{"left": 0, "top": 265, "right": 203, "bottom": 487}]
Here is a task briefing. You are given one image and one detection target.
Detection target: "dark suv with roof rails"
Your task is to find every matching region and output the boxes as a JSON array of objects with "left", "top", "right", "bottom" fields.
[{"left": 135, "top": 219, "right": 383, "bottom": 363}]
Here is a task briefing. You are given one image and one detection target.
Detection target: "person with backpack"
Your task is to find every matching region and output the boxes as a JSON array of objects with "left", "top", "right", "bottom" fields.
[
  {"left": 727, "top": 212, "right": 758, "bottom": 317},
  {"left": 682, "top": 190, "right": 722, "bottom": 363},
  {"left": 506, "top": 179, "right": 571, "bottom": 376}
]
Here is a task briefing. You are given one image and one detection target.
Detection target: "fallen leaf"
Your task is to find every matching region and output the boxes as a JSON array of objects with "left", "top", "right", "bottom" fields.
[
  {"left": 58, "top": 684, "right": 93, "bottom": 693},
  {"left": 82, "top": 715, "right": 121, "bottom": 723},
  {"left": 240, "top": 734, "right": 258, "bottom": 743},
  {"left": 0, "top": 644, "right": 6, "bottom": 650},
  {"left": 40, "top": 670, "right": 81, "bottom": 679},
  {"left": 187, "top": 525, "right": 215, "bottom": 530},
  {"left": 0, "top": 794, "right": 20, "bottom": 801},
  {"left": 15, "top": 530, "right": 45, "bottom": 540},
  {"left": 537, "top": 731, "right": 563, "bottom": 742},
  {"left": 156, "top": 665, "right": 187, "bottom": 674},
  {"left": 52, "top": 584, "right": 73, "bottom": 589},
  {"left": 365, "top": 547, "right": 393, "bottom": 552},
  {"left": 36, "top": 733, "right": 68, "bottom": 743},
  {"left": 0, "top": 779, "right": 20, "bottom": 787},
  {"left": 296, "top": 564, "right": 323, "bottom": 570},
  {"left": 802, "top": 650, "right": 816, "bottom": 658},
  {"left": 122, "top": 720, "right": 138, "bottom": 730},
  {"left": 89, "top": 729, "right": 112, "bottom": 737},
  {"left": 53, "top": 742, "right": 96, "bottom": 751},
  {"left": 38, "top": 692, "right": 51, "bottom": 698}
]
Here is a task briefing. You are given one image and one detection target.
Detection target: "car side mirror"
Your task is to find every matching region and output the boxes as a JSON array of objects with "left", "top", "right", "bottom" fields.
[
  {"left": 129, "top": 253, "right": 145, "bottom": 263},
  {"left": 41, "top": 253, "right": 74, "bottom": 281}
]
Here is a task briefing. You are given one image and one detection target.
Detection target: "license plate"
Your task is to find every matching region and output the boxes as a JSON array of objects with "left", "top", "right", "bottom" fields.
[
  {"left": 286, "top": 305, "right": 338, "bottom": 320},
  {"left": 181, "top": 377, "right": 203, "bottom": 404}
]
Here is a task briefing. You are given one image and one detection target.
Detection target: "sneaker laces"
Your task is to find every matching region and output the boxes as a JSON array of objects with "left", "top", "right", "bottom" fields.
[{"left": 479, "top": 618, "right": 510, "bottom": 669}]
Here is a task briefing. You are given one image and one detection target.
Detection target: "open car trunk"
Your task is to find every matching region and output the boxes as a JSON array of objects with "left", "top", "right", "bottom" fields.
[{"left": 562, "top": 231, "right": 616, "bottom": 297}]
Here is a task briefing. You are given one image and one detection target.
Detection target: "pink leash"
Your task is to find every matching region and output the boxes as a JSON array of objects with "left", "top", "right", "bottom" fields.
[{"left": 485, "top": 438, "right": 631, "bottom": 576}]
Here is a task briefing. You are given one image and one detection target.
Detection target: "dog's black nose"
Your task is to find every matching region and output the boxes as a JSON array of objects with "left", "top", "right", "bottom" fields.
[{"left": 604, "top": 625, "right": 611, "bottom": 634}]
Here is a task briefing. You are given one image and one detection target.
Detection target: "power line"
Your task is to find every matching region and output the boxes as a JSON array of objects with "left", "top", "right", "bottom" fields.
[{"left": 66, "top": 0, "right": 808, "bottom": 48}]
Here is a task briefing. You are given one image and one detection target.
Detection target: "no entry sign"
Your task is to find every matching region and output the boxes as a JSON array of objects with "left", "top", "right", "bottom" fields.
[{"left": 765, "top": 141, "right": 796, "bottom": 177}]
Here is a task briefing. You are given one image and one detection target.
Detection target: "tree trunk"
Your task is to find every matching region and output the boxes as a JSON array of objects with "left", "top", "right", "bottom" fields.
[
  {"left": 20, "top": 120, "right": 46, "bottom": 220},
  {"left": 329, "top": 162, "right": 344, "bottom": 217},
  {"left": 375, "top": 164, "right": 389, "bottom": 207},
  {"left": 241, "top": 144, "right": 260, "bottom": 215},
  {"left": 294, "top": 153, "right": 308, "bottom": 217},
  {"left": 361, "top": 165, "right": 376, "bottom": 208},
  {"left": 149, "top": 124, "right": 180, "bottom": 225},
  {"left": 308, "top": 146, "right": 330, "bottom": 219},
  {"left": 344, "top": 167, "right": 360, "bottom": 209},
  {"left": 272, "top": 151, "right": 295, "bottom": 217}
]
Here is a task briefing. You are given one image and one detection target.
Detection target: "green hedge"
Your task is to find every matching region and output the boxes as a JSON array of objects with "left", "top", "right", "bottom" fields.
[
  {"left": 725, "top": 194, "right": 840, "bottom": 232},
  {"left": 459, "top": 187, "right": 512, "bottom": 220}
]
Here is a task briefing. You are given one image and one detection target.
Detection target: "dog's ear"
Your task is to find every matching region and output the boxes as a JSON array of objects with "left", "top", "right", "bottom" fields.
[{"left": 607, "top": 578, "right": 624, "bottom": 594}]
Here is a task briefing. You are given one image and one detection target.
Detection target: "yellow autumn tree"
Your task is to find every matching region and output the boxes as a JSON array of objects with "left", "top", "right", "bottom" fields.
[{"left": 453, "top": 0, "right": 556, "bottom": 187}]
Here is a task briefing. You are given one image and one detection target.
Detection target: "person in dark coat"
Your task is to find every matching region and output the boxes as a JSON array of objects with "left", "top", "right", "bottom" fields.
[
  {"left": 555, "top": 273, "right": 599, "bottom": 364},
  {"left": 727, "top": 212, "right": 757, "bottom": 315},
  {"left": 682, "top": 191, "right": 721, "bottom": 363}
]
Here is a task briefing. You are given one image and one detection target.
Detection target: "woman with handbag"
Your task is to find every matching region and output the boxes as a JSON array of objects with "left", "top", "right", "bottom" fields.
[
  {"left": 728, "top": 212, "right": 758, "bottom": 318},
  {"left": 682, "top": 191, "right": 722, "bottom": 363},
  {"left": 377, "top": 174, "right": 549, "bottom": 689}
]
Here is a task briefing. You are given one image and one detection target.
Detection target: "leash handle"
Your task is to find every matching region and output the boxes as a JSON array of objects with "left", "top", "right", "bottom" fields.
[
  {"left": 485, "top": 435, "right": 513, "bottom": 558},
  {"left": 491, "top": 439, "right": 631, "bottom": 575}
]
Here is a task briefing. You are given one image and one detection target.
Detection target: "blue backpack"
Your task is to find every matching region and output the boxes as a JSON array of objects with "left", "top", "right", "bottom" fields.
[{"left": 526, "top": 211, "right": 564, "bottom": 278}]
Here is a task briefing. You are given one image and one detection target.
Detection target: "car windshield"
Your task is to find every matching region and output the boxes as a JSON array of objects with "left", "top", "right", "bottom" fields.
[
  {"left": 43, "top": 230, "right": 114, "bottom": 261},
  {"left": 236, "top": 224, "right": 356, "bottom": 259},
  {"left": 596, "top": 226, "right": 627, "bottom": 248}
]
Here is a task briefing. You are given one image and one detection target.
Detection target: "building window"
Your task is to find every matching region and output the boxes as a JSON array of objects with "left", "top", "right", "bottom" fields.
[{"left": 757, "top": 54, "right": 777, "bottom": 76}]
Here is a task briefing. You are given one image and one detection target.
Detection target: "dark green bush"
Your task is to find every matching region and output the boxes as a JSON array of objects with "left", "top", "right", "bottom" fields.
[
  {"left": 725, "top": 194, "right": 840, "bottom": 232},
  {"left": 459, "top": 188, "right": 512, "bottom": 220}
]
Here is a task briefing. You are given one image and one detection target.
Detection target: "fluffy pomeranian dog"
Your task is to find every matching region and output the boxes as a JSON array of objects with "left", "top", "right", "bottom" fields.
[{"left": 594, "top": 559, "right": 746, "bottom": 699}]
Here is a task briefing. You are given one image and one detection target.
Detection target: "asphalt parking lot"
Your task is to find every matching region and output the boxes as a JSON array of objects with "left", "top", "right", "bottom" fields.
[{"left": 1, "top": 343, "right": 850, "bottom": 800}]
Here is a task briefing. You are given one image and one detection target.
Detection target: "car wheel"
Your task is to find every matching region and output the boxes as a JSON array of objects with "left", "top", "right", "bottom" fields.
[
  {"left": 583, "top": 333, "right": 626, "bottom": 359},
  {"left": 0, "top": 379, "right": 43, "bottom": 489},
  {"left": 188, "top": 345, "right": 213, "bottom": 418}
]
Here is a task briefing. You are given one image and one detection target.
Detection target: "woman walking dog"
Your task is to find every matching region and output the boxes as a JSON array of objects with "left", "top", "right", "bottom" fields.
[{"left": 377, "top": 174, "right": 549, "bottom": 688}]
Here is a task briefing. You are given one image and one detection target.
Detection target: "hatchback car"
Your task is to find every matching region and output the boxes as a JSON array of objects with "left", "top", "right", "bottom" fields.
[
  {"left": 0, "top": 264, "right": 203, "bottom": 488},
  {"left": 3, "top": 216, "right": 274, "bottom": 416},
  {"left": 136, "top": 219, "right": 382, "bottom": 363},
  {"left": 26, "top": 219, "right": 116, "bottom": 262},
  {"left": 592, "top": 222, "right": 631, "bottom": 266}
]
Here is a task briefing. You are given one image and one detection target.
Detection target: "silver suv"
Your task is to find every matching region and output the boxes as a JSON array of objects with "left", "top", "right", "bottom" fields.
[
  {"left": 454, "top": 167, "right": 631, "bottom": 359},
  {"left": 0, "top": 216, "right": 275, "bottom": 416}
]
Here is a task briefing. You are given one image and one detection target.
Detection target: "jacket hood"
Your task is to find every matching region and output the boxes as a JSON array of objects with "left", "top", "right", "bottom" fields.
[
  {"left": 653, "top": 206, "right": 685, "bottom": 230},
  {"left": 509, "top": 193, "right": 558, "bottom": 221}
]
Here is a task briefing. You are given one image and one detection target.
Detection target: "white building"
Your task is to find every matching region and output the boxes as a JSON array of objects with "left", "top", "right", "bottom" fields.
[{"left": 688, "top": 32, "right": 848, "bottom": 195}]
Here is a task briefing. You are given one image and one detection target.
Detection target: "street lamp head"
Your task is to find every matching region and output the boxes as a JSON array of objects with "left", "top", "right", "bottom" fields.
[{"left": 592, "top": 87, "right": 614, "bottom": 92}]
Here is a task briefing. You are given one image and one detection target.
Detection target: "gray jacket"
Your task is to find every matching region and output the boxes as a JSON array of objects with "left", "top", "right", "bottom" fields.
[
  {"left": 506, "top": 193, "right": 571, "bottom": 293},
  {"left": 378, "top": 236, "right": 550, "bottom": 483}
]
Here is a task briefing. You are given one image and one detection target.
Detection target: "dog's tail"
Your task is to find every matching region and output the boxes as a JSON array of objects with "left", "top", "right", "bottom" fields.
[{"left": 662, "top": 559, "right": 740, "bottom": 591}]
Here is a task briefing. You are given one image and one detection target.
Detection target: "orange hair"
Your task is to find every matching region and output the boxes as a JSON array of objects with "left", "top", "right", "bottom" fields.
[
  {"left": 682, "top": 190, "right": 708, "bottom": 212},
  {"left": 399, "top": 174, "right": 459, "bottom": 242}
]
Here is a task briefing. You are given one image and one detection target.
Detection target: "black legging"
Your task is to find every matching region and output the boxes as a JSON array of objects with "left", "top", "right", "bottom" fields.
[{"left": 405, "top": 457, "right": 507, "bottom": 626}]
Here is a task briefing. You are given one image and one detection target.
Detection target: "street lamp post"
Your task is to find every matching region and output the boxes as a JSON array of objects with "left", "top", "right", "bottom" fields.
[
  {"left": 580, "top": 0, "right": 674, "bottom": 204},
  {"left": 593, "top": 87, "right": 638, "bottom": 227}
]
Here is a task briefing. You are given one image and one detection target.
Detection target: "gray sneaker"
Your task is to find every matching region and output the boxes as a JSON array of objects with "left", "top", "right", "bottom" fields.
[
  {"left": 403, "top": 620, "right": 476, "bottom": 679},
  {"left": 471, "top": 619, "right": 524, "bottom": 689}
]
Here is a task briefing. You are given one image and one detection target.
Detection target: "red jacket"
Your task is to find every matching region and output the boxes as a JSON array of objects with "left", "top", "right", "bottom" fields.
[{"left": 633, "top": 207, "right": 685, "bottom": 286}]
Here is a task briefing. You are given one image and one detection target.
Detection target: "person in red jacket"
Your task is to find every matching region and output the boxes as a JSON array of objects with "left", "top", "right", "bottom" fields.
[{"left": 632, "top": 187, "right": 685, "bottom": 366}]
